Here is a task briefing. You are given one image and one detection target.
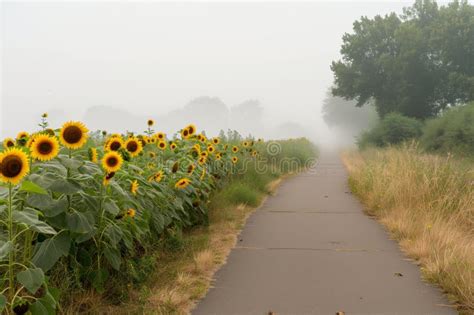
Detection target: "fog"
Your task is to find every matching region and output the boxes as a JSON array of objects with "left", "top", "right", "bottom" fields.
[{"left": 1, "top": 1, "right": 412, "bottom": 146}]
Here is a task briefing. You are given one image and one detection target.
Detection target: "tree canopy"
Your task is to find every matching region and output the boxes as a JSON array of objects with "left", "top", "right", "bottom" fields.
[{"left": 331, "top": 0, "right": 474, "bottom": 119}]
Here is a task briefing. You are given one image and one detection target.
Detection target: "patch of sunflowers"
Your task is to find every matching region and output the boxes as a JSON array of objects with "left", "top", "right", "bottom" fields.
[{"left": 0, "top": 117, "right": 263, "bottom": 314}]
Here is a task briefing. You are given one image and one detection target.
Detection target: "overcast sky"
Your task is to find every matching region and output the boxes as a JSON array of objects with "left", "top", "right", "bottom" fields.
[{"left": 1, "top": 1, "right": 419, "bottom": 140}]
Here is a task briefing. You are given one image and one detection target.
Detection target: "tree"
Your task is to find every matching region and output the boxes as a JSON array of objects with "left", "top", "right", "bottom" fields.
[{"left": 331, "top": 0, "right": 474, "bottom": 119}]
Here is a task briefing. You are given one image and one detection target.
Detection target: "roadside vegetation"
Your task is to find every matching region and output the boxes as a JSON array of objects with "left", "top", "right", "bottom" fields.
[{"left": 343, "top": 145, "right": 473, "bottom": 313}]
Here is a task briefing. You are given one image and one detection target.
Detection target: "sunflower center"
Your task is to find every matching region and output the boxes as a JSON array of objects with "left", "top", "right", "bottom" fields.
[
  {"left": 188, "top": 126, "right": 195, "bottom": 134},
  {"left": 0, "top": 155, "right": 23, "bottom": 178},
  {"left": 63, "top": 126, "right": 83, "bottom": 144},
  {"left": 107, "top": 157, "right": 119, "bottom": 167},
  {"left": 110, "top": 141, "right": 121, "bottom": 151},
  {"left": 127, "top": 141, "right": 138, "bottom": 152},
  {"left": 183, "top": 130, "right": 189, "bottom": 137},
  {"left": 38, "top": 141, "right": 53, "bottom": 155},
  {"left": 159, "top": 143, "right": 165, "bottom": 148},
  {"left": 7, "top": 141, "right": 14, "bottom": 147}
]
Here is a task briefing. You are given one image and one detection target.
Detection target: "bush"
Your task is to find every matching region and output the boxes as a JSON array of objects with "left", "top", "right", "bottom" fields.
[
  {"left": 357, "top": 113, "right": 423, "bottom": 148},
  {"left": 421, "top": 102, "right": 474, "bottom": 156}
]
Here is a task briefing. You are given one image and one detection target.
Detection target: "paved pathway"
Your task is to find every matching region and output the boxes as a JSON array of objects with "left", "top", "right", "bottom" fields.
[{"left": 193, "top": 152, "right": 455, "bottom": 315}]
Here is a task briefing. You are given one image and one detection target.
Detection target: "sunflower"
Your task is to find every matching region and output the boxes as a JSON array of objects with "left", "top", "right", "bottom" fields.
[
  {"left": 198, "top": 156, "right": 207, "bottom": 165},
  {"left": 243, "top": 141, "right": 249, "bottom": 147},
  {"left": 155, "top": 132, "right": 166, "bottom": 140},
  {"left": 200, "top": 168, "right": 206, "bottom": 180},
  {"left": 0, "top": 148, "right": 30, "bottom": 185},
  {"left": 187, "top": 164, "right": 195, "bottom": 175},
  {"left": 170, "top": 142, "right": 177, "bottom": 150},
  {"left": 171, "top": 161, "right": 179, "bottom": 173},
  {"left": 232, "top": 146, "right": 239, "bottom": 153},
  {"left": 89, "top": 147, "right": 98, "bottom": 163},
  {"left": 60, "top": 121, "right": 88, "bottom": 149},
  {"left": 215, "top": 152, "right": 222, "bottom": 161},
  {"left": 157, "top": 140, "right": 167, "bottom": 150},
  {"left": 45, "top": 129, "right": 55, "bottom": 136},
  {"left": 126, "top": 208, "right": 136, "bottom": 218},
  {"left": 148, "top": 170, "right": 164, "bottom": 182},
  {"left": 30, "top": 134, "right": 59, "bottom": 161},
  {"left": 102, "top": 151, "right": 123, "bottom": 173},
  {"left": 149, "top": 151, "right": 156, "bottom": 158},
  {"left": 106, "top": 136, "right": 124, "bottom": 152},
  {"left": 175, "top": 178, "right": 190, "bottom": 189},
  {"left": 3, "top": 138, "right": 15, "bottom": 148},
  {"left": 207, "top": 145, "right": 215, "bottom": 154},
  {"left": 130, "top": 180, "right": 139, "bottom": 195},
  {"left": 16, "top": 131, "right": 29, "bottom": 140},
  {"left": 125, "top": 137, "right": 143, "bottom": 157},
  {"left": 212, "top": 137, "right": 220, "bottom": 145},
  {"left": 42, "top": 113, "right": 48, "bottom": 118},
  {"left": 181, "top": 128, "right": 190, "bottom": 139},
  {"left": 200, "top": 151, "right": 208, "bottom": 158},
  {"left": 252, "top": 150, "right": 258, "bottom": 157},
  {"left": 25, "top": 135, "right": 36, "bottom": 149},
  {"left": 103, "top": 172, "right": 116, "bottom": 186},
  {"left": 147, "top": 119, "right": 154, "bottom": 127},
  {"left": 186, "top": 124, "right": 196, "bottom": 136},
  {"left": 232, "top": 156, "right": 238, "bottom": 164},
  {"left": 197, "top": 134, "right": 207, "bottom": 142}
]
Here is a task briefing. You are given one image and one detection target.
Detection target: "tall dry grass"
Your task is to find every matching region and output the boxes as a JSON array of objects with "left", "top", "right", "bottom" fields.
[{"left": 342, "top": 144, "right": 473, "bottom": 312}]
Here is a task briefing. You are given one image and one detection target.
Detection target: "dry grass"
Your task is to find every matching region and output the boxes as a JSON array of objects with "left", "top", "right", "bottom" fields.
[{"left": 342, "top": 144, "right": 474, "bottom": 313}]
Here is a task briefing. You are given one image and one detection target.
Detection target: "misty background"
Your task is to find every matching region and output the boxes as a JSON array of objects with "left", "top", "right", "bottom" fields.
[{"left": 1, "top": 1, "right": 416, "bottom": 146}]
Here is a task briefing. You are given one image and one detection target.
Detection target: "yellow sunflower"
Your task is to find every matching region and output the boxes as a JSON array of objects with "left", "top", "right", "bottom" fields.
[
  {"left": 130, "top": 180, "right": 139, "bottom": 195},
  {"left": 175, "top": 178, "right": 190, "bottom": 189},
  {"left": 232, "top": 156, "right": 238, "bottom": 164},
  {"left": 186, "top": 124, "right": 197, "bottom": 136},
  {"left": 103, "top": 172, "right": 116, "bottom": 186},
  {"left": 200, "top": 151, "right": 208, "bottom": 158},
  {"left": 155, "top": 132, "right": 166, "bottom": 140},
  {"left": 243, "top": 141, "right": 249, "bottom": 147},
  {"left": 232, "top": 146, "right": 239, "bottom": 153},
  {"left": 106, "top": 136, "right": 124, "bottom": 152},
  {"left": 0, "top": 148, "right": 30, "bottom": 185},
  {"left": 148, "top": 170, "right": 164, "bottom": 182},
  {"left": 171, "top": 161, "right": 179, "bottom": 173},
  {"left": 215, "top": 152, "right": 222, "bottom": 161},
  {"left": 89, "top": 147, "right": 98, "bottom": 163},
  {"left": 30, "top": 134, "right": 59, "bottom": 161},
  {"left": 126, "top": 208, "right": 136, "bottom": 218},
  {"left": 125, "top": 137, "right": 143, "bottom": 157},
  {"left": 200, "top": 168, "right": 206, "bottom": 180},
  {"left": 157, "top": 140, "right": 167, "bottom": 150},
  {"left": 16, "top": 131, "right": 29, "bottom": 140},
  {"left": 170, "top": 142, "right": 177, "bottom": 150},
  {"left": 101, "top": 151, "right": 123, "bottom": 173},
  {"left": 207, "top": 145, "right": 215, "bottom": 154},
  {"left": 60, "top": 121, "right": 89, "bottom": 149},
  {"left": 3, "top": 138, "right": 15, "bottom": 148},
  {"left": 212, "top": 137, "right": 220, "bottom": 145},
  {"left": 252, "top": 150, "right": 258, "bottom": 157},
  {"left": 187, "top": 164, "right": 195, "bottom": 175},
  {"left": 198, "top": 156, "right": 207, "bottom": 165},
  {"left": 149, "top": 151, "right": 156, "bottom": 158}
]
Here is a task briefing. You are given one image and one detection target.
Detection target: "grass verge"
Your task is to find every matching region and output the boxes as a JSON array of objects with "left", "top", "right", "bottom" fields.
[{"left": 342, "top": 144, "right": 473, "bottom": 313}]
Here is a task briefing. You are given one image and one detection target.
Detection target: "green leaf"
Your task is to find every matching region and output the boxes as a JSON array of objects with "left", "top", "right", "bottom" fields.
[
  {"left": 66, "top": 211, "right": 93, "bottom": 233},
  {"left": 104, "top": 225, "right": 122, "bottom": 247},
  {"left": 13, "top": 208, "right": 57, "bottom": 235},
  {"left": 104, "top": 247, "right": 121, "bottom": 270},
  {"left": 20, "top": 180, "right": 48, "bottom": 195},
  {"left": 90, "top": 269, "right": 109, "bottom": 293},
  {"left": 103, "top": 200, "right": 119, "bottom": 216},
  {"left": 0, "top": 294, "right": 6, "bottom": 312},
  {"left": 0, "top": 241, "right": 12, "bottom": 260},
  {"left": 29, "top": 299, "right": 50, "bottom": 315},
  {"left": 17, "top": 267, "right": 44, "bottom": 294},
  {"left": 47, "top": 179, "right": 82, "bottom": 194},
  {"left": 27, "top": 195, "right": 68, "bottom": 217},
  {"left": 57, "top": 155, "right": 83, "bottom": 170},
  {"left": 32, "top": 233, "right": 71, "bottom": 272}
]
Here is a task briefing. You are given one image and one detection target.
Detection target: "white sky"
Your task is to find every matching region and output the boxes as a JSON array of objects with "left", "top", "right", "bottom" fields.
[{"left": 0, "top": 1, "right": 437, "bottom": 140}]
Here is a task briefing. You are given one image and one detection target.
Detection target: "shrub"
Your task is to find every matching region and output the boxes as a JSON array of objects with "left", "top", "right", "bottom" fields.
[
  {"left": 421, "top": 102, "right": 474, "bottom": 156},
  {"left": 357, "top": 113, "right": 423, "bottom": 148}
]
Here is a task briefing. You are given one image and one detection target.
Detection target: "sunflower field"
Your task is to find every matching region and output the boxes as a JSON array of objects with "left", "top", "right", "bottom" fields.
[{"left": 0, "top": 115, "right": 315, "bottom": 314}]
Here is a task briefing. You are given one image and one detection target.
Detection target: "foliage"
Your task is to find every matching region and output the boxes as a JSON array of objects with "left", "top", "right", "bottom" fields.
[
  {"left": 357, "top": 113, "right": 423, "bottom": 148},
  {"left": 331, "top": 0, "right": 474, "bottom": 119},
  {"left": 421, "top": 102, "right": 474, "bottom": 156},
  {"left": 0, "top": 115, "right": 309, "bottom": 314}
]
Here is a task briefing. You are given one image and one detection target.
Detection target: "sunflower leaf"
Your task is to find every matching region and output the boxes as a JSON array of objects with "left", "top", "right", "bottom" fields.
[
  {"left": 17, "top": 267, "right": 44, "bottom": 294},
  {"left": 0, "top": 241, "right": 13, "bottom": 260},
  {"left": 104, "top": 247, "right": 121, "bottom": 270},
  {"left": 12, "top": 208, "right": 57, "bottom": 235},
  {"left": 32, "top": 232, "right": 71, "bottom": 272},
  {"left": 0, "top": 294, "right": 6, "bottom": 312},
  {"left": 47, "top": 179, "right": 82, "bottom": 194},
  {"left": 20, "top": 180, "right": 48, "bottom": 195}
]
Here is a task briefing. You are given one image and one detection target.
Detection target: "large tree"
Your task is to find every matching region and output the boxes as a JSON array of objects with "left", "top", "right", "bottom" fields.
[{"left": 331, "top": 0, "right": 474, "bottom": 119}]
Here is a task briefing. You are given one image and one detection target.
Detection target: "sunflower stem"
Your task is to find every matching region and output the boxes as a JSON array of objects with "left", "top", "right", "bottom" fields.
[{"left": 7, "top": 183, "right": 15, "bottom": 300}]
